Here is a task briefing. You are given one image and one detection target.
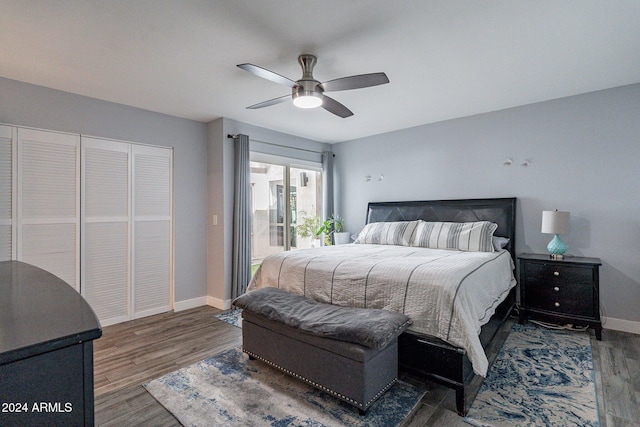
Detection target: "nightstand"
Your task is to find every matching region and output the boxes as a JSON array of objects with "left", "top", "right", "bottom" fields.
[{"left": 518, "top": 253, "right": 602, "bottom": 340}]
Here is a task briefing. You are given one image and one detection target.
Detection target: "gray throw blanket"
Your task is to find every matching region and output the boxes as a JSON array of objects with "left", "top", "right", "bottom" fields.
[{"left": 233, "top": 287, "right": 412, "bottom": 349}]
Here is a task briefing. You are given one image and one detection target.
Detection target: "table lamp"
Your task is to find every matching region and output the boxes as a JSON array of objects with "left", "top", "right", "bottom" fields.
[{"left": 541, "top": 210, "right": 570, "bottom": 259}]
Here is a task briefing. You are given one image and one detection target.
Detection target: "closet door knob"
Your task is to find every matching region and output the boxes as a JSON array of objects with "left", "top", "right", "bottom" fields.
[
  {"left": 553, "top": 271, "right": 560, "bottom": 277},
  {"left": 554, "top": 286, "right": 560, "bottom": 292},
  {"left": 554, "top": 302, "right": 560, "bottom": 308}
]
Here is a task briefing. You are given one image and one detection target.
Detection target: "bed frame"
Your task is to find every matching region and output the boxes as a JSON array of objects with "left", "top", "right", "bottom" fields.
[{"left": 365, "top": 197, "right": 517, "bottom": 416}]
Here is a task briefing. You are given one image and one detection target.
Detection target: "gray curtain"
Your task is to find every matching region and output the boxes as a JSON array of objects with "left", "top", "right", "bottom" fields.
[
  {"left": 232, "top": 134, "right": 251, "bottom": 299},
  {"left": 322, "top": 151, "right": 334, "bottom": 223}
]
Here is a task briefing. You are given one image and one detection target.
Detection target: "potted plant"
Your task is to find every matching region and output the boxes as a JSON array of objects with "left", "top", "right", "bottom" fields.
[
  {"left": 331, "top": 215, "right": 351, "bottom": 245},
  {"left": 296, "top": 214, "right": 322, "bottom": 247},
  {"left": 315, "top": 218, "right": 332, "bottom": 246},
  {"left": 317, "top": 214, "right": 350, "bottom": 246}
]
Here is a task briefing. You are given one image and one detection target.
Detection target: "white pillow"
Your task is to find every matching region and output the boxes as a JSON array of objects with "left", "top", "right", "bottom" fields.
[
  {"left": 411, "top": 221, "right": 498, "bottom": 252},
  {"left": 354, "top": 221, "right": 420, "bottom": 246},
  {"left": 492, "top": 236, "right": 510, "bottom": 251}
]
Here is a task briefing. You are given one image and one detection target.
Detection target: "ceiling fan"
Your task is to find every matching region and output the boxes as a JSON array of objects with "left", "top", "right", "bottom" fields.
[{"left": 237, "top": 54, "right": 389, "bottom": 118}]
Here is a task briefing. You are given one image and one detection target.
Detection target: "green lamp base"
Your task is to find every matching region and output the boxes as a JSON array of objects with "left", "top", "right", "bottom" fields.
[{"left": 547, "top": 234, "right": 567, "bottom": 259}]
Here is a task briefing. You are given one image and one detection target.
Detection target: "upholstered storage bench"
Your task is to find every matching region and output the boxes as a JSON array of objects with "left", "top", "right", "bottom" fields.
[{"left": 233, "top": 287, "right": 412, "bottom": 413}]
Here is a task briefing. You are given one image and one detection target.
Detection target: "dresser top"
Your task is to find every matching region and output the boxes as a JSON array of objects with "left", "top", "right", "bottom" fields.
[
  {"left": 518, "top": 253, "right": 602, "bottom": 266},
  {"left": 0, "top": 261, "right": 102, "bottom": 365}
]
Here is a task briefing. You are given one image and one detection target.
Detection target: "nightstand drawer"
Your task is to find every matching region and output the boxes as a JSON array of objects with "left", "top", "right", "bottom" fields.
[
  {"left": 525, "top": 280, "right": 594, "bottom": 317},
  {"left": 523, "top": 262, "right": 593, "bottom": 284}
]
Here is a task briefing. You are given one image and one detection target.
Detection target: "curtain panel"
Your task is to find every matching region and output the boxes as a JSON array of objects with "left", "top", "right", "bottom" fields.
[
  {"left": 322, "top": 151, "right": 334, "bottom": 223},
  {"left": 232, "top": 134, "right": 251, "bottom": 299}
]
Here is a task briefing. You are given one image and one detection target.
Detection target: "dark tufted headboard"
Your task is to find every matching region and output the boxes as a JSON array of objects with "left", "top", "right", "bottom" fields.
[{"left": 366, "top": 198, "right": 517, "bottom": 259}]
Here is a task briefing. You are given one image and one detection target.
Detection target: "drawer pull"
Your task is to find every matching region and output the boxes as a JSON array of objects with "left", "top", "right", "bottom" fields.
[
  {"left": 554, "top": 302, "right": 560, "bottom": 308},
  {"left": 553, "top": 271, "right": 560, "bottom": 277},
  {"left": 554, "top": 286, "right": 560, "bottom": 292}
]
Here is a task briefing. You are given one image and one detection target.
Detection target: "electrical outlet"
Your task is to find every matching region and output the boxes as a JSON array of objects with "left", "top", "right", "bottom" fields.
[{"left": 212, "top": 214, "right": 218, "bottom": 226}]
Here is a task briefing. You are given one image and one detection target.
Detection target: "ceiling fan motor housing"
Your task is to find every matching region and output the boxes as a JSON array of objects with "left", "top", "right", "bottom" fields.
[
  {"left": 292, "top": 54, "right": 323, "bottom": 108},
  {"left": 292, "top": 81, "right": 323, "bottom": 107}
]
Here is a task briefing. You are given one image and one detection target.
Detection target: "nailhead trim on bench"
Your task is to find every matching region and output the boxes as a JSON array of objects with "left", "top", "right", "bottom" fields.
[{"left": 243, "top": 349, "right": 397, "bottom": 410}]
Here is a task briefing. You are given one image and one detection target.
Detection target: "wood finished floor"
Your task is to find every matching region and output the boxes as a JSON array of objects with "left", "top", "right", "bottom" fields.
[{"left": 94, "top": 306, "right": 640, "bottom": 426}]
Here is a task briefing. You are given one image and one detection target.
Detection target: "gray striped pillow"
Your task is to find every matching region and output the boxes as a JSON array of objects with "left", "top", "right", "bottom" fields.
[
  {"left": 354, "top": 221, "right": 419, "bottom": 246},
  {"left": 411, "top": 221, "right": 498, "bottom": 252}
]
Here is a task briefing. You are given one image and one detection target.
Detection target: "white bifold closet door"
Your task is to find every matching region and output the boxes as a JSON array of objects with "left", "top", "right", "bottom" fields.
[
  {"left": 81, "top": 137, "right": 173, "bottom": 326},
  {"left": 17, "top": 128, "right": 80, "bottom": 290},
  {"left": 131, "top": 144, "right": 173, "bottom": 320},
  {"left": 0, "top": 125, "right": 16, "bottom": 262},
  {"left": 81, "top": 137, "right": 131, "bottom": 325}
]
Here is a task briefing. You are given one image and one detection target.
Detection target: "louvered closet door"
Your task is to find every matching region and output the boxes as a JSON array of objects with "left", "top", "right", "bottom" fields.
[
  {"left": 0, "top": 125, "right": 16, "bottom": 261},
  {"left": 81, "top": 137, "right": 131, "bottom": 326},
  {"left": 132, "top": 144, "right": 173, "bottom": 318},
  {"left": 17, "top": 128, "right": 80, "bottom": 289}
]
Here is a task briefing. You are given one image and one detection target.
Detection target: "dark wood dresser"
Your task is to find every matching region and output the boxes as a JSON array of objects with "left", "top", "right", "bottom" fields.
[
  {"left": 518, "top": 253, "right": 602, "bottom": 340},
  {"left": 0, "top": 261, "right": 102, "bottom": 426}
]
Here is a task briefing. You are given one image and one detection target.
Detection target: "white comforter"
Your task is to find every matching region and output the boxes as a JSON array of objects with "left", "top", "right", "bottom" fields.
[{"left": 248, "top": 244, "right": 516, "bottom": 376}]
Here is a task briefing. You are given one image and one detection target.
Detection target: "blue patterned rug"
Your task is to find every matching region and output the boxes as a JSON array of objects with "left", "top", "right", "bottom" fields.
[
  {"left": 464, "top": 322, "right": 599, "bottom": 427},
  {"left": 144, "top": 347, "right": 425, "bottom": 426},
  {"left": 214, "top": 308, "right": 242, "bottom": 327}
]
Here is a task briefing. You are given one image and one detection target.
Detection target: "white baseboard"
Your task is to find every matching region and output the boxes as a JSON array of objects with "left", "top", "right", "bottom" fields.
[
  {"left": 174, "top": 296, "right": 208, "bottom": 312},
  {"left": 174, "top": 296, "right": 233, "bottom": 312},
  {"left": 206, "top": 296, "right": 232, "bottom": 310},
  {"left": 602, "top": 316, "right": 640, "bottom": 335}
]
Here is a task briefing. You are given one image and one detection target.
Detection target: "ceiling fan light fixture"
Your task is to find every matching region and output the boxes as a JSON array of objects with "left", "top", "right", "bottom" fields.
[
  {"left": 292, "top": 89, "right": 323, "bottom": 109},
  {"left": 238, "top": 53, "right": 388, "bottom": 117}
]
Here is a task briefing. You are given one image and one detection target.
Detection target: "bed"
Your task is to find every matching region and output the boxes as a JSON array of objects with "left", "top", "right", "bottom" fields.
[{"left": 248, "top": 197, "right": 517, "bottom": 415}]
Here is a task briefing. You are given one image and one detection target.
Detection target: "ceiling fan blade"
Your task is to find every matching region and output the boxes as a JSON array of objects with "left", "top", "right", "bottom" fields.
[
  {"left": 247, "top": 94, "right": 290, "bottom": 109},
  {"left": 320, "top": 72, "right": 389, "bottom": 92},
  {"left": 321, "top": 95, "right": 354, "bottom": 118},
  {"left": 237, "top": 63, "right": 297, "bottom": 88}
]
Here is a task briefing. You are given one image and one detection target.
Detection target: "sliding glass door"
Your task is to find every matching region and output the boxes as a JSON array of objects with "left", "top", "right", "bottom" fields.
[
  {"left": 290, "top": 166, "right": 323, "bottom": 249},
  {"left": 250, "top": 159, "right": 322, "bottom": 270},
  {"left": 251, "top": 162, "right": 286, "bottom": 258}
]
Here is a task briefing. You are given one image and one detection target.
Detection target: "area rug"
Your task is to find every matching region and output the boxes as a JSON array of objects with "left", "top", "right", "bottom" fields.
[
  {"left": 214, "top": 308, "right": 242, "bottom": 327},
  {"left": 464, "top": 323, "right": 599, "bottom": 427},
  {"left": 144, "top": 347, "right": 425, "bottom": 426}
]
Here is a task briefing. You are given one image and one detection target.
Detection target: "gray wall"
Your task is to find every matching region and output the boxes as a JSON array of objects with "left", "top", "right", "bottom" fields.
[
  {"left": 333, "top": 83, "right": 640, "bottom": 325},
  {"left": 0, "top": 77, "right": 209, "bottom": 303}
]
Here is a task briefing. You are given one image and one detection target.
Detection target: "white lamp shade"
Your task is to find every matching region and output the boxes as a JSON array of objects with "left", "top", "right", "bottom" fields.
[{"left": 541, "top": 210, "right": 570, "bottom": 235}]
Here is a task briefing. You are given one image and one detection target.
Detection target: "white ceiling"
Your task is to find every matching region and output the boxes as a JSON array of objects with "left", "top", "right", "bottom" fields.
[{"left": 1, "top": 1, "right": 639, "bottom": 143}]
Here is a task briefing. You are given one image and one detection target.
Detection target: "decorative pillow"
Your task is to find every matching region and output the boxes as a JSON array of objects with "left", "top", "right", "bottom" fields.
[
  {"left": 411, "top": 221, "right": 498, "bottom": 252},
  {"left": 354, "top": 220, "right": 420, "bottom": 246},
  {"left": 492, "top": 236, "right": 510, "bottom": 251}
]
